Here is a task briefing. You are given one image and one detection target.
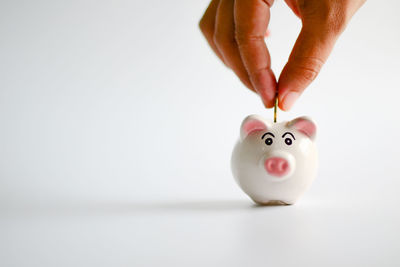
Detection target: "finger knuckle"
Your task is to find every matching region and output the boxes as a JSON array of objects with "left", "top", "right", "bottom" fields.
[
  {"left": 247, "top": 66, "right": 270, "bottom": 77},
  {"left": 213, "top": 31, "right": 234, "bottom": 49},
  {"left": 292, "top": 57, "right": 324, "bottom": 82},
  {"left": 199, "top": 17, "right": 214, "bottom": 37},
  {"left": 234, "top": 31, "right": 264, "bottom": 47},
  {"left": 299, "top": 67, "right": 318, "bottom": 82}
]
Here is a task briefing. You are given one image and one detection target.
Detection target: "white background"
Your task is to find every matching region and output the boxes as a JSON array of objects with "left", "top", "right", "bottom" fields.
[{"left": 1, "top": 0, "right": 399, "bottom": 266}]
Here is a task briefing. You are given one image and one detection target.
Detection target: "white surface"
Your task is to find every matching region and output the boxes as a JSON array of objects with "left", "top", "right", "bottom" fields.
[{"left": 0, "top": 0, "right": 400, "bottom": 266}]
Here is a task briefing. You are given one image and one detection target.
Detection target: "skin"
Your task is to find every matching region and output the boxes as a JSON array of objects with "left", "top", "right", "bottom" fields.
[{"left": 199, "top": 0, "right": 366, "bottom": 110}]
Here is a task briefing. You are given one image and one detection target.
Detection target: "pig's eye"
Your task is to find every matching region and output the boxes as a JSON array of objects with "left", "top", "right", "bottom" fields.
[
  {"left": 262, "top": 132, "right": 275, "bottom": 146},
  {"left": 284, "top": 138, "right": 292, "bottom": 146},
  {"left": 282, "top": 132, "right": 295, "bottom": 146},
  {"left": 265, "top": 138, "right": 273, "bottom": 146}
]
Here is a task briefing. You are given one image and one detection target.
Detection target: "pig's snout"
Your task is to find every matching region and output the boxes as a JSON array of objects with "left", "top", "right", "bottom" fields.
[
  {"left": 264, "top": 157, "right": 290, "bottom": 177},
  {"left": 260, "top": 151, "right": 295, "bottom": 179}
]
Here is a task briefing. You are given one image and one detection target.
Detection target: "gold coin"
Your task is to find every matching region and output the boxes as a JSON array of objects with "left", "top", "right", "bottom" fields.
[{"left": 274, "top": 94, "right": 278, "bottom": 123}]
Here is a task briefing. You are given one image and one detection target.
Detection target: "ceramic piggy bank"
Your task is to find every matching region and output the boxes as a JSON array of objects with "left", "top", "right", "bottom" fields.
[{"left": 231, "top": 115, "right": 318, "bottom": 205}]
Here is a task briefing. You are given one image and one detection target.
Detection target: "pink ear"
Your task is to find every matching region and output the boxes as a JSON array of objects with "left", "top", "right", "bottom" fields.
[
  {"left": 288, "top": 117, "right": 316, "bottom": 139},
  {"left": 240, "top": 115, "right": 267, "bottom": 139}
]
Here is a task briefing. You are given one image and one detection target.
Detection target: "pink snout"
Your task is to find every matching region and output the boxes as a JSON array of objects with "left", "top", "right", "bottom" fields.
[{"left": 264, "top": 157, "right": 290, "bottom": 177}]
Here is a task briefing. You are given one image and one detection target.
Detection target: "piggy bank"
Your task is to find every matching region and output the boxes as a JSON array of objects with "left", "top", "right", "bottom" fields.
[{"left": 231, "top": 115, "right": 318, "bottom": 205}]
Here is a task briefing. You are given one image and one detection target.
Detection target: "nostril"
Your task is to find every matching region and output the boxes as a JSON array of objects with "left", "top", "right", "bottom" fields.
[
  {"left": 279, "top": 161, "right": 288, "bottom": 172},
  {"left": 264, "top": 157, "right": 290, "bottom": 177}
]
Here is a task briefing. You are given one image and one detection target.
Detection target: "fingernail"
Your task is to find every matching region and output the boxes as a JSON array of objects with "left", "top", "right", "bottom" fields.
[{"left": 282, "top": 91, "right": 300, "bottom": 111}]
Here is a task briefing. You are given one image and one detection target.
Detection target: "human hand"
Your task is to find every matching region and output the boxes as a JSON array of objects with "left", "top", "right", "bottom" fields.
[{"left": 199, "top": 0, "right": 365, "bottom": 110}]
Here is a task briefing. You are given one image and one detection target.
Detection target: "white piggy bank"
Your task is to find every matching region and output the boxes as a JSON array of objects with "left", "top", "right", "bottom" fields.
[{"left": 231, "top": 115, "right": 318, "bottom": 205}]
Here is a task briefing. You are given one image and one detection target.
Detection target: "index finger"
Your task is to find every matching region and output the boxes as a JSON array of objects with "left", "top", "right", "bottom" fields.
[{"left": 234, "top": 0, "right": 277, "bottom": 108}]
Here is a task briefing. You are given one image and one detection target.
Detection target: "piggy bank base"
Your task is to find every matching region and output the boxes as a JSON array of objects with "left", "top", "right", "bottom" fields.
[{"left": 253, "top": 200, "right": 292, "bottom": 206}]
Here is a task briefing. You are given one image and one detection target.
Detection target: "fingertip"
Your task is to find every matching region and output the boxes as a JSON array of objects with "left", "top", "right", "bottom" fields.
[
  {"left": 279, "top": 91, "right": 300, "bottom": 111},
  {"left": 258, "top": 91, "right": 275, "bottom": 109},
  {"left": 278, "top": 92, "right": 287, "bottom": 110},
  {"left": 277, "top": 81, "right": 295, "bottom": 111},
  {"left": 263, "top": 99, "right": 275, "bottom": 109},
  {"left": 278, "top": 74, "right": 299, "bottom": 111},
  {"left": 250, "top": 67, "right": 277, "bottom": 109},
  {"left": 258, "top": 92, "right": 275, "bottom": 109},
  {"left": 277, "top": 84, "right": 289, "bottom": 110},
  {"left": 277, "top": 64, "right": 305, "bottom": 111}
]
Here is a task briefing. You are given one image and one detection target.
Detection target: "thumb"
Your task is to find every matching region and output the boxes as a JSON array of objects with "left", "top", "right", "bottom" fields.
[{"left": 278, "top": 25, "right": 340, "bottom": 111}]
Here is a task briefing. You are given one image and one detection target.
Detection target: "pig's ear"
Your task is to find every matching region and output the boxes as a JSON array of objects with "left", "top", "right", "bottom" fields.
[
  {"left": 287, "top": 116, "right": 317, "bottom": 140},
  {"left": 240, "top": 115, "right": 268, "bottom": 140}
]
